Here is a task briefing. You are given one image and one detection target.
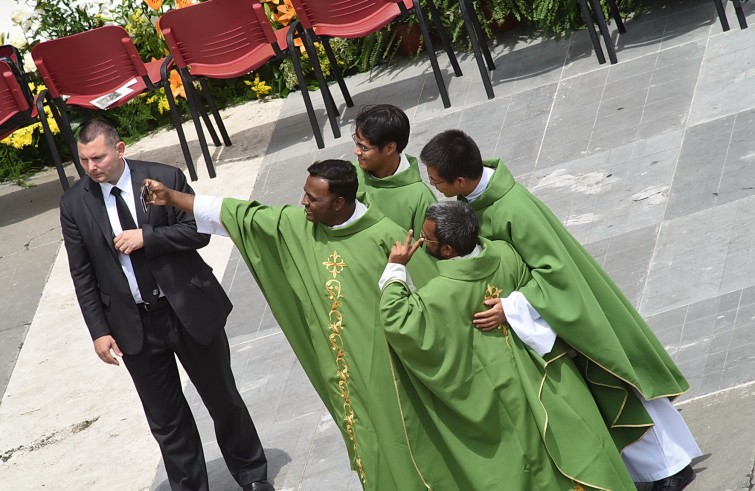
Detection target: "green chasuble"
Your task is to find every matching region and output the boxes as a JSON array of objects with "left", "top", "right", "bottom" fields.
[
  {"left": 380, "top": 239, "right": 636, "bottom": 491},
  {"left": 355, "top": 155, "right": 437, "bottom": 238},
  {"left": 220, "top": 198, "right": 441, "bottom": 490},
  {"left": 466, "top": 159, "right": 689, "bottom": 449}
]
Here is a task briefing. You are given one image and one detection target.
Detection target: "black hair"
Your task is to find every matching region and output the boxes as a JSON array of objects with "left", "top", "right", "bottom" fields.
[
  {"left": 354, "top": 104, "right": 410, "bottom": 152},
  {"left": 425, "top": 200, "right": 479, "bottom": 256},
  {"left": 419, "top": 129, "right": 483, "bottom": 182},
  {"left": 77, "top": 118, "right": 120, "bottom": 146},
  {"left": 307, "top": 159, "right": 358, "bottom": 203}
]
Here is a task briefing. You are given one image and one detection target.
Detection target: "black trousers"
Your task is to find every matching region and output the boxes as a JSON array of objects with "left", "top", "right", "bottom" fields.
[{"left": 122, "top": 304, "right": 267, "bottom": 491}]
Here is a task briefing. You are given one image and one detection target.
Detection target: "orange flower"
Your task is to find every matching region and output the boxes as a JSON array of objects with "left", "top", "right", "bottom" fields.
[
  {"left": 155, "top": 17, "right": 164, "bottom": 38},
  {"left": 272, "top": 0, "right": 296, "bottom": 26},
  {"left": 175, "top": 0, "right": 193, "bottom": 8},
  {"left": 143, "top": 0, "right": 163, "bottom": 10},
  {"left": 293, "top": 35, "right": 306, "bottom": 54},
  {"left": 169, "top": 69, "right": 186, "bottom": 99}
]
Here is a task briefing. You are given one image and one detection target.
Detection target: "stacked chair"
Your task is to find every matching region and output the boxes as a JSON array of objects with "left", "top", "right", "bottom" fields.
[
  {"left": 159, "top": 0, "right": 336, "bottom": 171},
  {"left": 0, "top": 45, "right": 71, "bottom": 189},
  {"left": 289, "top": 0, "right": 463, "bottom": 123},
  {"left": 30, "top": 26, "right": 200, "bottom": 180}
]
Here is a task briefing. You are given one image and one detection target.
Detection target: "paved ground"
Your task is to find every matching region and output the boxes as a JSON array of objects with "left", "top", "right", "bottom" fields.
[{"left": 1, "top": 0, "right": 754, "bottom": 489}]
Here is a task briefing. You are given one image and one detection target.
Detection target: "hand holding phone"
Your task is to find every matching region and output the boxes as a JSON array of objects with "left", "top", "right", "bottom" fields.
[{"left": 140, "top": 185, "right": 150, "bottom": 213}]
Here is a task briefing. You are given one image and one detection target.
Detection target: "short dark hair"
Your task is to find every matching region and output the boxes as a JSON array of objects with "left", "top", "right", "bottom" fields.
[
  {"left": 425, "top": 200, "right": 479, "bottom": 256},
  {"left": 419, "top": 129, "right": 483, "bottom": 182},
  {"left": 307, "top": 159, "right": 358, "bottom": 203},
  {"left": 354, "top": 104, "right": 410, "bottom": 152},
  {"left": 77, "top": 118, "right": 120, "bottom": 146}
]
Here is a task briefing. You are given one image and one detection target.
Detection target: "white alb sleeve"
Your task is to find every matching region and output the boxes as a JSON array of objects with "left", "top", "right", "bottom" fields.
[
  {"left": 193, "top": 195, "right": 228, "bottom": 237},
  {"left": 378, "top": 263, "right": 416, "bottom": 292},
  {"left": 501, "top": 291, "right": 557, "bottom": 356}
]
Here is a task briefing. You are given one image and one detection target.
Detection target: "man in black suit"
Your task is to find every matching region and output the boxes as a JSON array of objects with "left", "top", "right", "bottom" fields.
[{"left": 59, "top": 118, "right": 274, "bottom": 491}]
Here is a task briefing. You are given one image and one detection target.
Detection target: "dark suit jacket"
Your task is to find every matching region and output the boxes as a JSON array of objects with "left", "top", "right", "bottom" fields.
[{"left": 60, "top": 160, "right": 232, "bottom": 355}]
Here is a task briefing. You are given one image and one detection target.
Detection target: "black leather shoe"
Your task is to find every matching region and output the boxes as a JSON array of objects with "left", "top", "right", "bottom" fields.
[
  {"left": 652, "top": 465, "right": 695, "bottom": 491},
  {"left": 243, "top": 481, "right": 274, "bottom": 491}
]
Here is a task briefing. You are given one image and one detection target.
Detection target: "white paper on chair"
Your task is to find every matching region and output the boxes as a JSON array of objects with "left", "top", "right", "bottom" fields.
[{"left": 90, "top": 78, "right": 138, "bottom": 110}]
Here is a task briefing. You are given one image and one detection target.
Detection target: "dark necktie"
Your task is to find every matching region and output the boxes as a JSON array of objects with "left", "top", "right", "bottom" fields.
[{"left": 111, "top": 186, "right": 159, "bottom": 303}]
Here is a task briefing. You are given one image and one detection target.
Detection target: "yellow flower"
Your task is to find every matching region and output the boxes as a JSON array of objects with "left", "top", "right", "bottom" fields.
[
  {"left": 1, "top": 124, "right": 37, "bottom": 149},
  {"left": 42, "top": 106, "right": 60, "bottom": 134},
  {"left": 157, "top": 96, "right": 170, "bottom": 114},
  {"left": 244, "top": 74, "right": 272, "bottom": 98},
  {"left": 168, "top": 69, "right": 186, "bottom": 100},
  {"left": 143, "top": 0, "right": 163, "bottom": 11},
  {"left": 175, "top": 0, "right": 194, "bottom": 8}
]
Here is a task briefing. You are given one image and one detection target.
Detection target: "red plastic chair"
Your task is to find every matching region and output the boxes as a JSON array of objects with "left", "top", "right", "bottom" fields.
[
  {"left": 289, "top": 0, "right": 462, "bottom": 125},
  {"left": 0, "top": 55, "right": 70, "bottom": 189},
  {"left": 30, "top": 26, "right": 202, "bottom": 181},
  {"left": 159, "top": 0, "right": 334, "bottom": 161}
]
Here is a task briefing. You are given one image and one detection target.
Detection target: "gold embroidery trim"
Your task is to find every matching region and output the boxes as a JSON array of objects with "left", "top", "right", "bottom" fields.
[
  {"left": 484, "top": 284, "right": 509, "bottom": 337},
  {"left": 323, "top": 251, "right": 365, "bottom": 484}
]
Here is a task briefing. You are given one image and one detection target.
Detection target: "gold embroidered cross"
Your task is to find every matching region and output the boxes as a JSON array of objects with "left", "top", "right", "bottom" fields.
[
  {"left": 323, "top": 251, "right": 348, "bottom": 278},
  {"left": 484, "top": 284, "right": 502, "bottom": 301}
]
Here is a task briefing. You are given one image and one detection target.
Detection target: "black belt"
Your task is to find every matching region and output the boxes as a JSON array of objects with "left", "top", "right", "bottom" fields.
[{"left": 137, "top": 296, "right": 169, "bottom": 312}]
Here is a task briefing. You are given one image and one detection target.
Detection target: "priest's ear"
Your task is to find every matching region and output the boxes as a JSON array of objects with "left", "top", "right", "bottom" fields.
[
  {"left": 383, "top": 141, "right": 397, "bottom": 156},
  {"left": 332, "top": 195, "right": 346, "bottom": 211},
  {"left": 440, "top": 243, "right": 456, "bottom": 259}
]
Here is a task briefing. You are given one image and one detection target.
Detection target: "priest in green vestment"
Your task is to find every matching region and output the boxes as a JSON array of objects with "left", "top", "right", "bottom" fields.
[
  {"left": 380, "top": 200, "right": 636, "bottom": 491},
  {"left": 144, "top": 160, "right": 472, "bottom": 490},
  {"left": 418, "top": 130, "right": 700, "bottom": 491},
  {"left": 352, "top": 104, "right": 437, "bottom": 238}
]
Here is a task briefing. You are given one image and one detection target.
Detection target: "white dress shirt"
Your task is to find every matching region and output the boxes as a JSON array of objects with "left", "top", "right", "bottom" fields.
[{"left": 99, "top": 161, "right": 150, "bottom": 303}]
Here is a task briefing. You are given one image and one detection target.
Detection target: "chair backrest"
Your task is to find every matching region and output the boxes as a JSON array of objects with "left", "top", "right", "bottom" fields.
[
  {"left": 0, "top": 61, "right": 30, "bottom": 127},
  {"left": 160, "top": 0, "right": 276, "bottom": 71},
  {"left": 0, "top": 44, "right": 35, "bottom": 105},
  {"left": 31, "top": 25, "right": 149, "bottom": 99},
  {"left": 289, "top": 0, "right": 401, "bottom": 30}
]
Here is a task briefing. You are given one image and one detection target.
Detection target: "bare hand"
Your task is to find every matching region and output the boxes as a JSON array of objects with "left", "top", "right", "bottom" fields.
[
  {"left": 388, "top": 229, "right": 424, "bottom": 265},
  {"left": 113, "top": 229, "right": 144, "bottom": 254},
  {"left": 143, "top": 179, "right": 172, "bottom": 206},
  {"left": 94, "top": 335, "right": 122, "bottom": 366},
  {"left": 473, "top": 298, "right": 507, "bottom": 331}
]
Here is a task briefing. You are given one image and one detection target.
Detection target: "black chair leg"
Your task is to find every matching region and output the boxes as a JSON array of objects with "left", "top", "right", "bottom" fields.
[
  {"left": 713, "top": 0, "right": 731, "bottom": 31},
  {"left": 607, "top": 0, "right": 626, "bottom": 33},
  {"left": 590, "top": 0, "right": 618, "bottom": 64},
  {"left": 732, "top": 0, "right": 749, "bottom": 29},
  {"left": 36, "top": 91, "right": 69, "bottom": 190},
  {"left": 179, "top": 69, "right": 222, "bottom": 148},
  {"left": 52, "top": 98, "right": 84, "bottom": 176},
  {"left": 301, "top": 28, "right": 341, "bottom": 139},
  {"left": 464, "top": 0, "right": 495, "bottom": 70},
  {"left": 288, "top": 47, "right": 325, "bottom": 149},
  {"left": 181, "top": 72, "right": 216, "bottom": 179},
  {"left": 163, "top": 80, "right": 198, "bottom": 181},
  {"left": 198, "top": 77, "right": 232, "bottom": 147},
  {"left": 322, "top": 38, "right": 353, "bottom": 108},
  {"left": 423, "top": 0, "right": 463, "bottom": 77},
  {"left": 459, "top": 0, "right": 494, "bottom": 99},
  {"left": 414, "top": 0, "right": 452, "bottom": 108},
  {"left": 579, "top": 0, "right": 606, "bottom": 64}
]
